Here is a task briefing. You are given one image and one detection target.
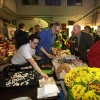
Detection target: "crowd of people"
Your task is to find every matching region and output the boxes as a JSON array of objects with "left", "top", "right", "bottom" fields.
[
  {"left": 11, "top": 22, "right": 100, "bottom": 80},
  {"left": 11, "top": 22, "right": 61, "bottom": 80}
]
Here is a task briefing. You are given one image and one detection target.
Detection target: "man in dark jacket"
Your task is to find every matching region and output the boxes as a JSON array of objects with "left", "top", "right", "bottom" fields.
[
  {"left": 73, "top": 25, "right": 93, "bottom": 62},
  {"left": 14, "top": 23, "right": 29, "bottom": 49}
]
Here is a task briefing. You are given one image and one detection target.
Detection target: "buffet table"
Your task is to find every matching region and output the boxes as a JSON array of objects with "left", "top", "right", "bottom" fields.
[
  {"left": 0, "top": 66, "right": 67, "bottom": 100},
  {"left": 0, "top": 82, "right": 59, "bottom": 100},
  {"left": 0, "top": 71, "right": 58, "bottom": 100},
  {"left": 0, "top": 48, "right": 83, "bottom": 100}
]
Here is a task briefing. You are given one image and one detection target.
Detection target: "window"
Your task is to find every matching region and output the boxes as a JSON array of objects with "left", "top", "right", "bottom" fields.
[
  {"left": 22, "top": 0, "right": 38, "bottom": 5},
  {"left": 45, "top": 0, "right": 61, "bottom": 6},
  {"left": 67, "top": 0, "right": 82, "bottom": 6}
]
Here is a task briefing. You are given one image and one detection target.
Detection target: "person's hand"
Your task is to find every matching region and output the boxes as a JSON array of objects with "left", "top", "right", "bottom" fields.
[
  {"left": 47, "top": 54, "right": 56, "bottom": 59},
  {"left": 41, "top": 73, "right": 48, "bottom": 80},
  {"left": 75, "top": 48, "right": 78, "bottom": 51},
  {"left": 86, "top": 49, "right": 90, "bottom": 53},
  {"left": 35, "top": 56, "right": 42, "bottom": 60}
]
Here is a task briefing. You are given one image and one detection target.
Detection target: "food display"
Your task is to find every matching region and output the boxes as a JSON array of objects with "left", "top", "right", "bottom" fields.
[
  {"left": 0, "top": 34, "right": 16, "bottom": 66},
  {"left": 0, "top": 71, "right": 35, "bottom": 87},
  {"left": 52, "top": 48, "right": 61, "bottom": 56},
  {"left": 52, "top": 48, "right": 71, "bottom": 57},
  {"left": 57, "top": 63, "right": 71, "bottom": 74},
  {"left": 56, "top": 63, "right": 71, "bottom": 79},
  {"left": 52, "top": 49, "right": 85, "bottom": 80}
]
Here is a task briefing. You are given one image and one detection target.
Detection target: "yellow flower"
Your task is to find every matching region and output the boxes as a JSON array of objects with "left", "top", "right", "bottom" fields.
[
  {"left": 72, "top": 85, "right": 86, "bottom": 99},
  {"left": 64, "top": 66, "right": 100, "bottom": 100}
]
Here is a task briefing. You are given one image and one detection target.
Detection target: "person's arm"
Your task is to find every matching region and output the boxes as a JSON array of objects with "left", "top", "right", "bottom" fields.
[
  {"left": 40, "top": 47, "right": 55, "bottom": 59},
  {"left": 32, "top": 54, "right": 42, "bottom": 60},
  {"left": 27, "top": 58, "right": 48, "bottom": 80},
  {"left": 20, "top": 48, "right": 48, "bottom": 80}
]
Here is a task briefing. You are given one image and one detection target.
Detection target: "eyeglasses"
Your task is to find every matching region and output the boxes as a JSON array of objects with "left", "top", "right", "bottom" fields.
[
  {"left": 54, "top": 26, "right": 60, "bottom": 33},
  {"left": 32, "top": 41, "right": 38, "bottom": 45}
]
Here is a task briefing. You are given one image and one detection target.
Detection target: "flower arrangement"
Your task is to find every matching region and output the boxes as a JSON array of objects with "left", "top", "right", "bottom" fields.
[{"left": 64, "top": 66, "right": 100, "bottom": 100}]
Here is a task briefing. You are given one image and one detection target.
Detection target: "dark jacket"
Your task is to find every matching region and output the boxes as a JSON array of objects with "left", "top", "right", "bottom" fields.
[
  {"left": 76, "top": 32, "right": 93, "bottom": 62},
  {"left": 14, "top": 30, "right": 29, "bottom": 49}
]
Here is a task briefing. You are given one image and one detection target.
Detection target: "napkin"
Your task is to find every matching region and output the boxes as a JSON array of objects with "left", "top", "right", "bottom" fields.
[
  {"left": 39, "top": 77, "right": 56, "bottom": 87},
  {"left": 37, "top": 84, "right": 60, "bottom": 99}
]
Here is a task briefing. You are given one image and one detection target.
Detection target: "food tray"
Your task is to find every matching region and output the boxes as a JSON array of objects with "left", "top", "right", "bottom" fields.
[{"left": 0, "top": 70, "right": 36, "bottom": 87}]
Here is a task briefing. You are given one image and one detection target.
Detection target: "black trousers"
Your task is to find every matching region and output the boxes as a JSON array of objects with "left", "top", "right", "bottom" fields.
[{"left": 36, "top": 53, "right": 51, "bottom": 66}]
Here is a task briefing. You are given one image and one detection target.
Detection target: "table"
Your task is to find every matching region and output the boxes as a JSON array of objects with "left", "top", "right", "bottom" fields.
[
  {"left": 0, "top": 63, "right": 66, "bottom": 100},
  {"left": 0, "top": 81, "right": 58, "bottom": 100},
  {"left": 0, "top": 69, "right": 58, "bottom": 100}
]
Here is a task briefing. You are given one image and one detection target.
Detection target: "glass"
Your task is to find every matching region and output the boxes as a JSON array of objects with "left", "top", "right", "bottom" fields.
[{"left": 32, "top": 41, "right": 38, "bottom": 45}]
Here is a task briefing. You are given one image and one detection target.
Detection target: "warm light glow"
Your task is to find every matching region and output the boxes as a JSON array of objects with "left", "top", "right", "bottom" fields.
[
  {"left": 67, "top": 26, "right": 73, "bottom": 37},
  {"left": 0, "top": 0, "right": 3, "bottom": 8},
  {"left": 93, "top": 26, "right": 98, "bottom": 30}
]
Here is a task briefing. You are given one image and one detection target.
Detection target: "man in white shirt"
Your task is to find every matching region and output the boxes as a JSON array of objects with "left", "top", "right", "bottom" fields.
[{"left": 12, "top": 34, "right": 48, "bottom": 79}]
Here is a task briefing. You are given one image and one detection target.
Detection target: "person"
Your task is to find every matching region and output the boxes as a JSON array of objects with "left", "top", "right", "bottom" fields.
[
  {"left": 68, "top": 31, "right": 77, "bottom": 55},
  {"left": 36, "top": 22, "right": 61, "bottom": 65},
  {"left": 61, "top": 30, "right": 67, "bottom": 50},
  {"left": 84, "top": 25, "right": 94, "bottom": 42},
  {"left": 73, "top": 25, "right": 93, "bottom": 62},
  {"left": 12, "top": 34, "right": 48, "bottom": 80},
  {"left": 28, "top": 27, "right": 34, "bottom": 35},
  {"left": 14, "top": 23, "right": 29, "bottom": 49},
  {"left": 87, "top": 25, "right": 100, "bottom": 68},
  {"left": 35, "top": 25, "right": 42, "bottom": 35},
  {"left": 94, "top": 25, "right": 100, "bottom": 42}
]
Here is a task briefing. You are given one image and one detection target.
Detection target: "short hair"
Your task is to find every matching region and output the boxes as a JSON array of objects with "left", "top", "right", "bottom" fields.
[
  {"left": 74, "top": 25, "right": 81, "bottom": 29},
  {"left": 84, "top": 25, "right": 91, "bottom": 29},
  {"left": 35, "top": 25, "right": 40, "bottom": 27},
  {"left": 29, "top": 34, "right": 40, "bottom": 41},
  {"left": 18, "top": 23, "right": 25, "bottom": 29},
  {"left": 29, "top": 27, "right": 33, "bottom": 31},
  {"left": 53, "top": 22, "right": 60, "bottom": 27},
  {"left": 84, "top": 25, "right": 91, "bottom": 32}
]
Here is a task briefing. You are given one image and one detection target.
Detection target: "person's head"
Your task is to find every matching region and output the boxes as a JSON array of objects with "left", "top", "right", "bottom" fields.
[
  {"left": 51, "top": 22, "right": 61, "bottom": 34},
  {"left": 18, "top": 23, "right": 25, "bottom": 31},
  {"left": 97, "top": 25, "right": 100, "bottom": 37},
  {"left": 73, "top": 25, "right": 81, "bottom": 35},
  {"left": 84, "top": 25, "right": 91, "bottom": 33},
  {"left": 35, "top": 25, "right": 42, "bottom": 32},
  {"left": 29, "top": 34, "right": 40, "bottom": 48},
  {"left": 29, "top": 27, "right": 34, "bottom": 33}
]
